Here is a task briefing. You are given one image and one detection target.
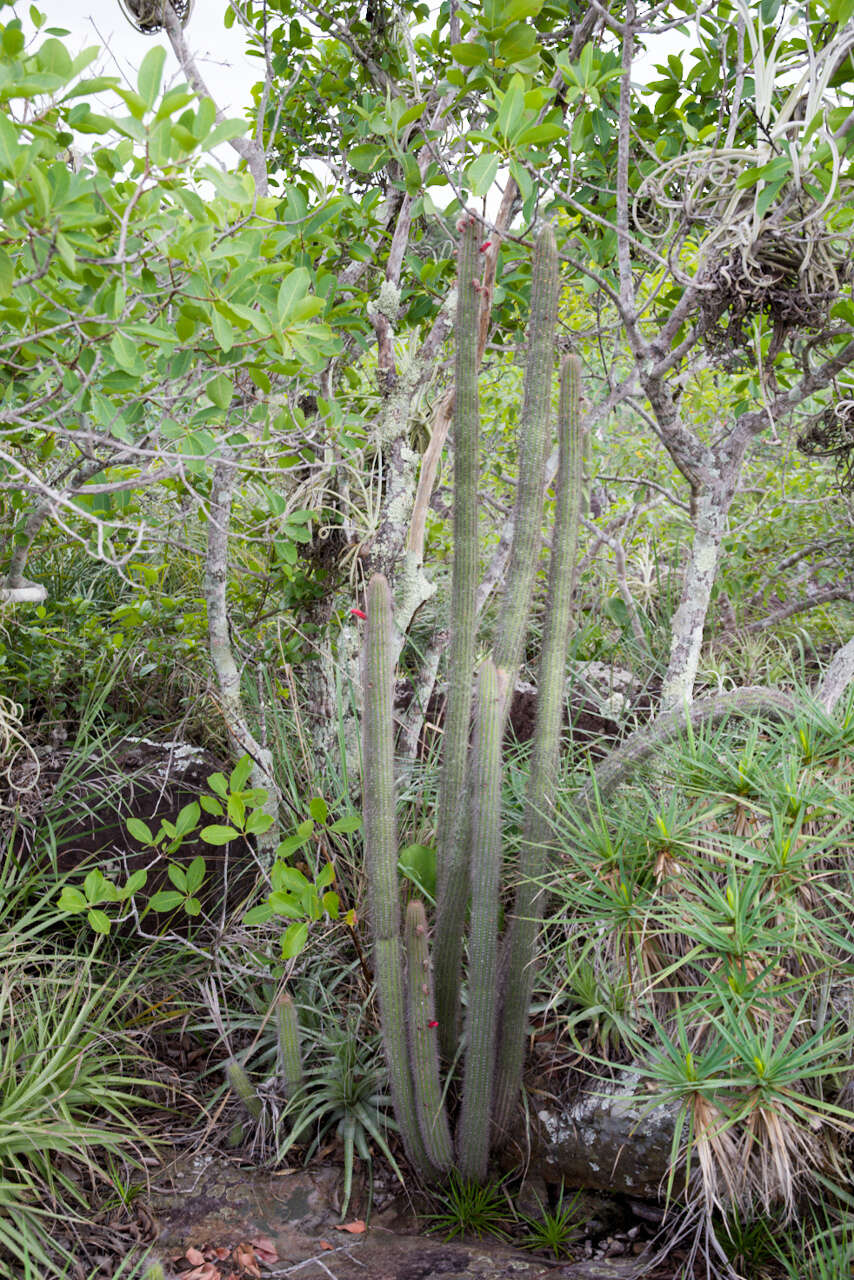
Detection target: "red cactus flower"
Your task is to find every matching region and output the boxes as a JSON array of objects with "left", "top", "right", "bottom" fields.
[
  {"left": 428, "top": 1020, "right": 439, "bottom": 1028},
  {"left": 479, "top": 240, "right": 492, "bottom": 251},
  {"left": 350, "top": 607, "right": 367, "bottom": 620}
]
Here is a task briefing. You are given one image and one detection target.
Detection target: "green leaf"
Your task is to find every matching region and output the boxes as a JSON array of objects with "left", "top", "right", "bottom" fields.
[
  {"left": 398, "top": 843, "right": 437, "bottom": 902},
  {"left": 137, "top": 45, "right": 166, "bottom": 111},
  {"left": 185, "top": 856, "right": 206, "bottom": 893},
  {"left": 316, "top": 862, "right": 335, "bottom": 890},
  {"left": 280, "top": 920, "right": 309, "bottom": 959},
  {"left": 348, "top": 143, "right": 386, "bottom": 173},
  {"left": 123, "top": 869, "right": 147, "bottom": 897},
  {"left": 451, "top": 42, "right": 487, "bottom": 66},
  {"left": 277, "top": 268, "right": 312, "bottom": 326},
  {"left": 0, "top": 249, "right": 13, "bottom": 297},
  {"left": 127, "top": 817, "right": 154, "bottom": 844},
  {"left": 308, "top": 796, "right": 328, "bottom": 824},
  {"left": 207, "top": 772, "right": 229, "bottom": 798},
  {"left": 330, "top": 814, "right": 361, "bottom": 834},
  {"left": 150, "top": 890, "right": 186, "bottom": 912},
  {"left": 273, "top": 865, "right": 311, "bottom": 895},
  {"left": 496, "top": 73, "right": 525, "bottom": 140},
  {"left": 229, "top": 755, "right": 253, "bottom": 792},
  {"left": 184, "top": 896, "right": 201, "bottom": 916},
  {"left": 175, "top": 801, "right": 201, "bottom": 837},
  {"left": 244, "top": 903, "right": 274, "bottom": 926},
  {"left": 211, "top": 308, "right": 235, "bottom": 353},
  {"left": 269, "top": 891, "right": 305, "bottom": 918},
  {"left": 322, "top": 891, "right": 339, "bottom": 919},
  {"left": 200, "top": 824, "right": 241, "bottom": 845},
  {"left": 58, "top": 886, "right": 87, "bottom": 913},
  {"left": 466, "top": 152, "right": 500, "bottom": 197},
  {"left": 245, "top": 809, "right": 274, "bottom": 836},
  {"left": 0, "top": 115, "right": 18, "bottom": 169},
  {"left": 755, "top": 177, "right": 786, "bottom": 220},
  {"left": 87, "top": 908, "right": 112, "bottom": 935},
  {"left": 200, "top": 794, "right": 223, "bottom": 815},
  {"left": 167, "top": 863, "right": 188, "bottom": 892},
  {"left": 206, "top": 374, "right": 233, "bottom": 409}
]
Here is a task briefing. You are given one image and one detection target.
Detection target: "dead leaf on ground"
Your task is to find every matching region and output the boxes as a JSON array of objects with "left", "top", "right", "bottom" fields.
[
  {"left": 318, "top": 1240, "right": 333, "bottom": 1251},
  {"left": 250, "top": 1235, "right": 278, "bottom": 1264},
  {"left": 334, "top": 1220, "right": 366, "bottom": 1234},
  {"left": 232, "top": 1243, "right": 261, "bottom": 1277},
  {"left": 177, "top": 1265, "right": 221, "bottom": 1280},
  {"left": 185, "top": 1248, "right": 206, "bottom": 1266}
]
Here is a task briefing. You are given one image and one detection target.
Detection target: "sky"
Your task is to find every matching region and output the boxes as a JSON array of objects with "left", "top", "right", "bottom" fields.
[{"left": 53, "top": 1, "right": 258, "bottom": 117}]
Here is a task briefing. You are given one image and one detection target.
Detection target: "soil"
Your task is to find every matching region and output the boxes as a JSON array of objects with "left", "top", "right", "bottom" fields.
[{"left": 145, "top": 1152, "right": 682, "bottom": 1280}]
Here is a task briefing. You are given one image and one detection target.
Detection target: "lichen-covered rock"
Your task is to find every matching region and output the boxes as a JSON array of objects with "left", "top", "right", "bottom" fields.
[{"left": 505, "top": 1072, "right": 677, "bottom": 1199}]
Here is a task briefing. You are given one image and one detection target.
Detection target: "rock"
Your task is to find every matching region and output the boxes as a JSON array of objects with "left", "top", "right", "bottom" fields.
[{"left": 505, "top": 1072, "right": 677, "bottom": 1200}]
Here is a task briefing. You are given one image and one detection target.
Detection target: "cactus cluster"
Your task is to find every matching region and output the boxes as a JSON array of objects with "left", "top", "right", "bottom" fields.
[{"left": 362, "top": 216, "right": 586, "bottom": 1179}]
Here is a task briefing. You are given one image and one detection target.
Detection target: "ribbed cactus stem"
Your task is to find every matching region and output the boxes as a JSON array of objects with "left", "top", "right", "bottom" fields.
[
  {"left": 493, "top": 355, "right": 585, "bottom": 1136},
  {"left": 276, "top": 992, "right": 304, "bottom": 1099},
  {"left": 405, "top": 899, "right": 454, "bottom": 1170},
  {"left": 492, "top": 223, "right": 559, "bottom": 716},
  {"left": 362, "top": 573, "right": 435, "bottom": 1177},
  {"left": 224, "top": 1057, "right": 262, "bottom": 1120},
  {"left": 456, "top": 658, "right": 507, "bottom": 1182},
  {"left": 434, "top": 213, "right": 482, "bottom": 1063}
]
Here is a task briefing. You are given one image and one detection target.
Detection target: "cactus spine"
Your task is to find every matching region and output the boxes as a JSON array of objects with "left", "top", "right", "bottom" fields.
[
  {"left": 405, "top": 899, "right": 454, "bottom": 1170},
  {"left": 434, "top": 215, "right": 481, "bottom": 1063},
  {"left": 492, "top": 355, "right": 585, "bottom": 1136},
  {"left": 362, "top": 573, "right": 435, "bottom": 1177}
]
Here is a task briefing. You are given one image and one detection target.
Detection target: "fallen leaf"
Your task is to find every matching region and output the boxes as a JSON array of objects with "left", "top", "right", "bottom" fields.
[
  {"left": 186, "top": 1249, "right": 206, "bottom": 1266},
  {"left": 213, "top": 1247, "right": 232, "bottom": 1260},
  {"left": 232, "top": 1243, "right": 261, "bottom": 1278},
  {"left": 177, "top": 1265, "right": 221, "bottom": 1280},
  {"left": 318, "top": 1241, "right": 333, "bottom": 1251},
  {"left": 250, "top": 1236, "right": 278, "bottom": 1264},
  {"left": 334, "top": 1220, "right": 366, "bottom": 1234}
]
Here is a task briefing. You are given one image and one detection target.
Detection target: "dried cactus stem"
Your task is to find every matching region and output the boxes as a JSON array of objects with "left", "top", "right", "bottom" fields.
[
  {"left": 492, "top": 224, "right": 560, "bottom": 714},
  {"left": 276, "top": 992, "right": 304, "bottom": 1099},
  {"left": 456, "top": 659, "right": 507, "bottom": 1182},
  {"left": 493, "top": 355, "right": 585, "bottom": 1137},
  {"left": 362, "top": 573, "right": 436, "bottom": 1177},
  {"left": 434, "top": 214, "right": 482, "bottom": 1063},
  {"left": 224, "top": 1057, "right": 263, "bottom": 1120},
  {"left": 405, "top": 899, "right": 454, "bottom": 1170}
]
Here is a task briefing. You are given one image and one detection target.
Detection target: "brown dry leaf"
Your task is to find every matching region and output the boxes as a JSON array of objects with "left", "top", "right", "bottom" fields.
[
  {"left": 250, "top": 1236, "right": 278, "bottom": 1264},
  {"left": 213, "top": 1247, "right": 232, "bottom": 1260},
  {"left": 185, "top": 1249, "right": 206, "bottom": 1266},
  {"left": 334, "top": 1220, "right": 366, "bottom": 1234},
  {"left": 232, "top": 1243, "right": 261, "bottom": 1278},
  {"left": 318, "top": 1241, "right": 334, "bottom": 1251},
  {"left": 177, "top": 1265, "right": 221, "bottom": 1280}
]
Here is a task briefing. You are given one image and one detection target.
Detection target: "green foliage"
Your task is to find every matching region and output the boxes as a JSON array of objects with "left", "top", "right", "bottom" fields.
[
  {"left": 547, "top": 691, "right": 854, "bottom": 1221},
  {"left": 425, "top": 1171, "right": 513, "bottom": 1243},
  {"left": 517, "top": 1188, "right": 583, "bottom": 1259}
]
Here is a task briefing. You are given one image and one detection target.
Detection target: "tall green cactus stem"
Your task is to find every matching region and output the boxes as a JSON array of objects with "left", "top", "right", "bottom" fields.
[
  {"left": 434, "top": 214, "right": 482, "bottom": 1063},
  {"left": 224, "top": 1057, "right": 263, "bottom": 1121},
  {"left": 492, "top": 355, "right": 585, "bottom": 1137},
  {"left": 492, "top": 224, "right": 559, "bottom": 715},
  {"left": 456, "top": 658, "right": 507, "bottom": 1182},
  {"left": 405, "top": 899, "right": 454, "bottom": 1170},
  {"left": 276, "top": 992, "right": 304, "bottom": 1100},
  {"left": 362, "top": 573, "right": 435, "bottom": 1177}
]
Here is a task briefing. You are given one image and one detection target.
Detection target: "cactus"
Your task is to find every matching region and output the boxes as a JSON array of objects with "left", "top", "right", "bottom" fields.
[
  {"left": 276, "top": 991, "right": 304, "bottom": 1099},
  {"left": 405, "top": 898, "right": 454, "bottom": 1170},
  {"left": 224, "top": 1057, "right": 263, "bottom": 1121},
  {"left": 362, "top": 572, "right": 436, "bottom": 1177},
  {"left": 492, "top": 355, "right": 585, "bottom": 1136},
  {"left": 361, "top": 222, "right": 586, "bottom": 1185},
  {"left": 433, "top": 214, "right": 481, "bottom": 1062},
  {"left": 455, "top": 658, "right": 507, "bottom": 1181}
]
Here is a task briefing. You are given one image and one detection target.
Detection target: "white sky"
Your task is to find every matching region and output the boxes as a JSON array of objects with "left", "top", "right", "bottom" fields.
[{"left": 50, "top": 1, "right": 258, "bottom": 117}]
